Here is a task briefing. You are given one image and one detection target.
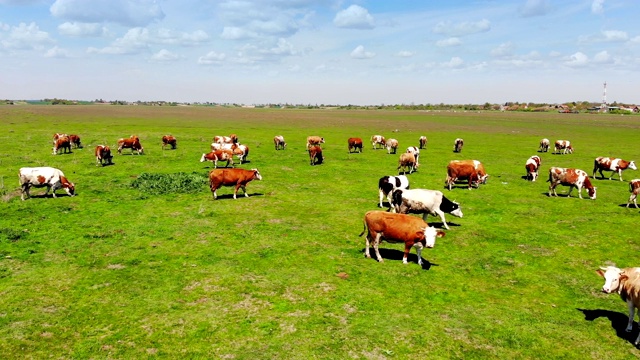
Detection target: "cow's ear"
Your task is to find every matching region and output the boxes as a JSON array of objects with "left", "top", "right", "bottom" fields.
[
  {"left": 437, "top": 230, "right": 445, "bottom": 238},
  {"left": 620, "top": 274, "right": 629, "bottom": 282},
  {"left": 596, "top": 269, "right": 605, "bottom": 277}
]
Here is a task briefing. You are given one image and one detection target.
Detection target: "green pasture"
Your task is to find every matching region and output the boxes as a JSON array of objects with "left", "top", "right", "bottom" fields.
[{"left": 1, "top": 105, "right": 639, "bottom": 358}]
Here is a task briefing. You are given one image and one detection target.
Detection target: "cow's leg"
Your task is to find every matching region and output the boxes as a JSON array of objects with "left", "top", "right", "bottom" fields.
[
  {"left": 364, "top": 233, "right": 372, "bottom": 259},
  {"left": 567, "top": 185, "right": 574, "bottom": 198},
  {"left": 378, "top": 189, "right": 385, "bottom": 208},
  {"left": 233, "top": 183, "right": 241, "bottom": 199},
  {"left": 618, "top": 169, "right": 623, "bottom": 181},
  {"left": 413, "top": 242, "right": 424, "bottom": 266},
  {"left": 373, "top": 233, "right": 383, "bottom": 263},
  {"left": 241, "top": 185, "right": 248, "bottom": 197},
  {"left": 20, "top": 184, "right": 29, "bottom": 201},
  {"left": 626, "top": 301, "right": 636, "bottom": 332},
  {"left": 435, "top": 210, "right": 450, "bottom": 230}
]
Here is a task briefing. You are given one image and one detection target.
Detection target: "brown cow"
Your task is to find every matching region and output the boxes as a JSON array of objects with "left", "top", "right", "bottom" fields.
[
  {"left": 209, "top": 168, "right": 262, "bottom": 199},
  {"left": 359, "top": 210, "right": 445, "bottom": 266},
  {"left": 397, "top": 153, "right": 417, "bottom": 175},
  {"left": 525, "top": 155, "right": 541, "bottom": 181},
  {"left": 419, "top": 136, "right": 427, "bottom": 149},
  {"left": 348, "top": 137, "right": 363, "bottom": 153},
  {"left": 200, "top": 149, "right": 234, "bottom": 168},
  {"left": 445, "top": 160, "right": 488, "bottom": 190},
  {"left": 386, "top": 138, "right": 399, "bottom": 154},
  {"left": 274, "top": 135, "right": 286, "bottom": 150},
  {"left": 162, "top": 135, "right": 177, "bottom": 149},
  {"left": 371, "top": 135, "right": 386, "bottom": 150},
  {"left": 309, "top": 145, "right": 323, "bottom": 165},
  {"left": 231, "top": 143, "right": 249, "bottom": 164},
  {"left": 597, "top": 266, "right": 640, "bottom": 345},
  {"left": 53, "top": 133, "right": 67, "bottom": 145},
  {"left": 95, "top": 145, "right": 113, "bottom": 166},
  {"left": 306, "top": 136, "right": 325, "bottom": 149},
  {"left": 627, "top": 179, "right": 640, "bottom": 208},
  {"left": 548, "top": 167, "right": 596, "bottom": 199},
  {"left": 117, "top": 135, "right": 144, "bottom": 155},
  {"left": 52, "top": 135, "right": 71, "bottom": 155},
  {"left": 553, "top": 140, "right": 573, "bottom": 154},
  {"left": 593, "top": 157, "right": 637, "bottom": 181},
  {"left": 69, "top": 134, "right": 81, "bottom": 148},
  {"left": 453, "top": 138, "right": 464, "bottom": 153}
]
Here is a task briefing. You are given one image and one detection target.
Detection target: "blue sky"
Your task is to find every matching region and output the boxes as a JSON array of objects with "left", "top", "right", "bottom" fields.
[{"left": 1, "top": 0, "right": 638, "bottom": 105}]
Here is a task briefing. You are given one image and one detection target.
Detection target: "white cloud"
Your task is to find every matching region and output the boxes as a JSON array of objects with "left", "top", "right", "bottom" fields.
[
  {"left": 591, "top": 0, "right": 605, "bottom": 14},
  {"left": 1, "top": 22, "right": 54, "bottom": 50},
  {"left": 564, "top": 52, "right": 589, "bottom": 67},
  {"left": 580, "top": 30, "right": 629, "bottom": 43},
  {"left": 261, "top": 38, "right": 302, "bottom": 56},
  {"left": 443, "top": 57, "right": 464, "bottom": 68},
  {"left": 395, "top": 51, "right": 415, "bottom": 58},
  {"left": 150, "top": 49, "right": 182, "bottom": 62},
  {"left": 50, "top": 0, "right": 164, "bottom": 27},
  {"left": 221, "top": 26, "right": 257, "bottom": 40},
  {"left": 44, "top": 46, "right": 70, "bottom": 58},
  {"left": 433, "top": 19, "right": 490, "bottom": 37},
  {"left": 491, "top": 42, "right": 515, "bottom": 57},
  {"left": 593, "top": 50, "right": 613, "bottom": 64},
  {"left": 334, "top": 5, "right": 375, "bottom": 29},
  {"left": 87, "top": 27, "right": 150, "bottom": 55},
  {"left": 436, "top": 37, "right": 462, "bottom": 47},
  {"left": 197, "top": 51, "right": 226, "bottom": 65},
  {"left": 350, "top": 45, "right": 375, "bottom": 59},
  {"left": 519, "top": 0, "right": 551, "bottom": 17},
  {"left": 58, "top": 22, "right": 107, "bottom": 37}
]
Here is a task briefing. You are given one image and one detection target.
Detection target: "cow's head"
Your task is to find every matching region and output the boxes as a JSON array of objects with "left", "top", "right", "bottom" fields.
[
  {"left": 390, "top": 189, "right": 404, "bottom": 210},
  {"left": 251, "top": 169, "right": 262, "bottom": 181},
  {"left": 567, "top": 145, "right": 574, "bottom": 154},
  {"left": 587, "top": 186, "right": 597, "bottom": 200},
  {"left": 422, "top": 227, "right": 445, "bottom": 248},
  {"left": 479, "top": 174, "right": 489, "bottom": 184},
  {"left": 629, "top": 161, "right": 637, "bottom": 171},
  {"left": 597, "top": 266, "right": 626, "bottom": 294},
  {"left": 60, "top": 177, "right": 75, "bottom": 196},
  {"left": 450, "top": 201, "right": 463, "bottom": 218}
]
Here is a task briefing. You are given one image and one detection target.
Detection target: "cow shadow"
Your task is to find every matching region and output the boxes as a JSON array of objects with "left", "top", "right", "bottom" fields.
[
  {"left": 577, "top": 308, "right": 639, "bottom": 345},
  {"left": 27, "top": 193, "right": 75, "bottom": 199},
  {"left": 618, "top": 203, "right": 638, "bottom": 208},
  {"left": 361, "top": 248, "right": 437, "bottom": 270},
  {"left": 429, "top": 221, "right": 460, "bottom": 229},
  {"left": 213, "top": 193, "right": 264, "bottom": 200}
]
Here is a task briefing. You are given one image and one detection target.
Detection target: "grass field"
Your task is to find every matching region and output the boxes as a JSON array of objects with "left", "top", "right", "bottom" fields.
[{"left": 1, "top": 105, "right": 640, "bottom": 359}]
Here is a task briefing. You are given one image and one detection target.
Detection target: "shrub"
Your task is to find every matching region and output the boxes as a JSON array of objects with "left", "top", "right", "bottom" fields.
[{"left": 131, "top": 172, "right": 208, "bottom": 195}]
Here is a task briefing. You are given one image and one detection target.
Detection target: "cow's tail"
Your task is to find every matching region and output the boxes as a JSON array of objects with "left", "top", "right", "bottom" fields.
[{"left": 359, "top": 220, "right": 367, "bottom": 237}]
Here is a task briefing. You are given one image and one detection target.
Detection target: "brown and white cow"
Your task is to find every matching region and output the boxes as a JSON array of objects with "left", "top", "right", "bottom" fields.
[
  {"left": 348, "top": 137, "right": 363, "bottom": 153},
  {"left": 306, "top": 136, "right": 324, "bottom": 149},
  {"left": 274, "top": 135, "right": 286, "bottom": 150},
  {"left": 548, "top": 167, "right": 596, "bottom": 199},
  {"left": 200, "top": 149, "right": 234, "bottom": 168},
  {"left": 593, "top": 157, "right": 637, "bottom": 181},
  {"left": 162, "top": 135, "right": 177, "bottom": 149},
  {"left": 397, "top": 153, "right": 417, "bottom": 175},
  {"left": 53, "top": 133, "right": 67, "bottom": 145},
  {"left": 231, "top": 143, "right": 249, "bottom": 164},
  {"left": 597, "top": 266, "right": 640, "bottom": 345},
  {"left": 406, "top": 146, "right": 420, "bottom": 166},
  {"left": 308, "top": 145, "right": 323, "bottom": 165},
  {"left": 209, "top": 168, "right": 262, "bottom": 199},
  {"left": 539, "top": 138, "right": 550, "bottom": 152},
  {"left": 419, "top": 136, "right": 427, "bottom": 149},
  {"left": 553, "top": 140, "right": 573, "bottom": 154},
  {"left": 95, "top": 145, "right": 113, "bottom": 166},
  {"left": 359, "top": 210, "right": 445, "bottom": 266},
  {"left": 69, "top": 134, "right": 81, "bottom": 148},
  {"left": 386, "top": 138, "right": 399, "bottom": 154},
  {"left": 52, "top": 135, "right": 71, "bottom": 155},
  {"left": 117, "top": 135, "right": 144, "bottom": 155},
  {"left": 211, "top": 142, "right": 233, "bottom": 151},
  {"left": 627, "top": 179, "right": 640, "bottom": 208},
  {"left": 453, "top": 138, "right": 464, "bottom": 153},
  {"left": 371, "top": 135, "right": 386, "bottom": 150},
  {"left": 19, "top": 167, "right": 75, "bottom": 200},
  {"left": 445, "top": 160, "right": 488, "bottom": 190},
  {"left": 213, "top": 135, "right": 237, "bottom": 144},
  {"left": 525, "top": 155, "right": 541, "bottom": 181}
]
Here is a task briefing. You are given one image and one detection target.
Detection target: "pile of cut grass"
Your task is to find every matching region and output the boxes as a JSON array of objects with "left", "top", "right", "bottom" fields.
[{"left": 131, "top": 171, "right": 208, "bottom": 194}]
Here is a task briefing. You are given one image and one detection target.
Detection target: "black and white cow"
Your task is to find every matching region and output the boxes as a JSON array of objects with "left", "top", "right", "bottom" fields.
[
  {"left": 378, "top": 175, "right": 410, "bottom": 210},
  {"left": 391, "top": 188, "right": 462, "bottom": 230}
]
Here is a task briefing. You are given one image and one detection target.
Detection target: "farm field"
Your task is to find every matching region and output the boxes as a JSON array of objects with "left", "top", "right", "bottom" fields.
[{"left": 1, "top": 105, "right": 640, "bottom": 358}]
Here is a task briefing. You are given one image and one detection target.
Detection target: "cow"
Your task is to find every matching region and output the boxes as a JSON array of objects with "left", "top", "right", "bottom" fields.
[
  {"left": 209, "top": 168, "right": 262, "bottom": 200},
  {"left": 391, "top": 189, "right": 463, "bottom": 230},
  {"left": 371, "top": 135, "right": 386, "bottom": 150},
  {"left": 69, "top": 134, "right": 81, "bottom": 149},
  {"left": 52, "top": 135, "right": 71, "bottom": 155},
  {"left": 547, "top": 167, "right": 596, "bottom": 199},
  {"left": 308, "top": 145, "right": 323, "bottom": 165},
  {"left": 211, "top": 142, "right": 233, "bottom": 151},
  {"left": 626, "top": 179, "right": 640, "bottom": 208},
  {"left": 397, "top": 153, "right": 417, "bottom": 175},
  {"left": 593, "top": 157, "right": 637, "bottom": 181},
  {"left": 406, "top": 146, "right": 420, "bottom": 166},
  {"left": 419, "top": 136, "right": 427, "bottom": 149},
  {"left": 274, "top": 135, "right": 286, "bottom": 150},
  {"left": 348, "top": 137, "right": 363, "bottom": 153},
  {"left": 53, "top": 133, "right": 67, "bottom": 145},
  {"left": 229, "top": 134, "right": 238, "bottom": 144},
  {"left": 445, "top": 160, "right": 488, "bottom": 190},
  {"left": 117, "top": 135, "right": 144, "bottom": 155},
  {"left": 19, "top": 167, "right": 75, "bottom": 200},
  {"left": 378, "top": 175, "right": 410, "bottom": 210},
  {"left": 306, "top": 136, "right": 324, "bottom": 149},
  {"left": 213, "top": 135, "right": 236, "bottom": 144},
  {"left": 553, "top": 140, "right": 573, "bottom": 154},
  {"left": 359, "top": 210, "right": 445, "bottom": 266},
  {"left": 231, "top": 143, "right": 249, "bottom": 164},
  {"left": 525, "top": 155, "right": 542, "bottom": 181},
  {"left": 162, "top": 135, "right": 177, "bottom": 150},
  {"left": 454, "top": 138, "right": 464, "bottom": 153},
  {"left": 200, "top": 149, "right": 234, "bottom": 168},
  {"left": 596, "top": 266, "right": 640, "bottom": 345},
  {"left": 386, "top": 138, "right": 399, "bottom": 154},
  {"left": 539, "top": 138, "right": 550, "bottom": 152},
  {"left": 95, "top": 145, "right": 113, "bottom": 166}
]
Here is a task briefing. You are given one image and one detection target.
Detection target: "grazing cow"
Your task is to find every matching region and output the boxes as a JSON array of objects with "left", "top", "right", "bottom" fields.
[
  {"left": 371, "top": 135, "right": 386, "bottom": 150},
  {"left": 445, "top": 160, "right": 488, "bottom": 190},
  {"left": 274, "top": 135, "right": 286, "bottom": 150},
  {"left": 52, "top": 135, "right": 71, "bottom": 155},
  {"left": 525, "top": 155, "right": 542, "bottom": 181},
  {"left": 397, "top": 153, "right": 417, "bottom": 175},
  {"left": 378, "top": 175, "right": 410, "bottom": 210},
  {"left": 391, "top": 189, "right": 463, "bottom": 230},
  {"left": 231, "top": 143, "right": 250, "bottom": 164},
  {"left": 553, "top": 140, "right": 573, "bottom": 154},
  {"left": 626, "top": 179, "right": 640, "bottom": 208},
  {"left": 308, "top": 145, "right": 323, "bottom": 165},
  {"left": 419, "top": 136, "right": 427, "bottom": 149},
  {"left": 19, "top": 167, "right": 75, "bottom": 200},
  {"left": 95, "top": 145, "right": 113, "bottom": 166},
  {"left": 454, "top": 138, "right": 464, "bottom": 153},
  {"left": 200, "top": 149, "right": 234, "bottom": 168},
  {"left": 548, "top": 167, "right": 596, "bottom": 199},
  {"left": 597, "top": 266, "right": 640, "bottom": 345},
  {"left": 53, "top": 133, "right": 67, "bottom": 145},
  {"left": 348, "top": 137, "right": 363, "bottom": 153},
  {"left": 386, "top": 138, "right": 399, "bottom": 154},
  {"left": 359, "top": 211, "right": 445, "bottom": 266},
  {"left": 69, "top": 134, "right": 81, "bottom": 148},
  {"left": 162, "top": 135, "right": 177, "bottom": 149},
  {"left": 306, "top": 136, "right": 324, "bottom": 149},
  {"left": 593, "top": 157, "right": 637, "bottom": 181},
  {"left": 209, "top": 168, "right": 262, "bottom": 200},
  {"left": 406, "top": 146, "right": 420, "bottom": 166},
  {"left": 117, "top": 135, "right": 144, "bottom": 155},
  {"left": 539, "top": 138, "right": 550, "bottom": 152}
]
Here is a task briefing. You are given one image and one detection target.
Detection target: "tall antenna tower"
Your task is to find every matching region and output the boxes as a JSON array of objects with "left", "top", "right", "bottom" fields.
[{"left": 601, "top": 81, "right": 607, "bottom": 112}]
